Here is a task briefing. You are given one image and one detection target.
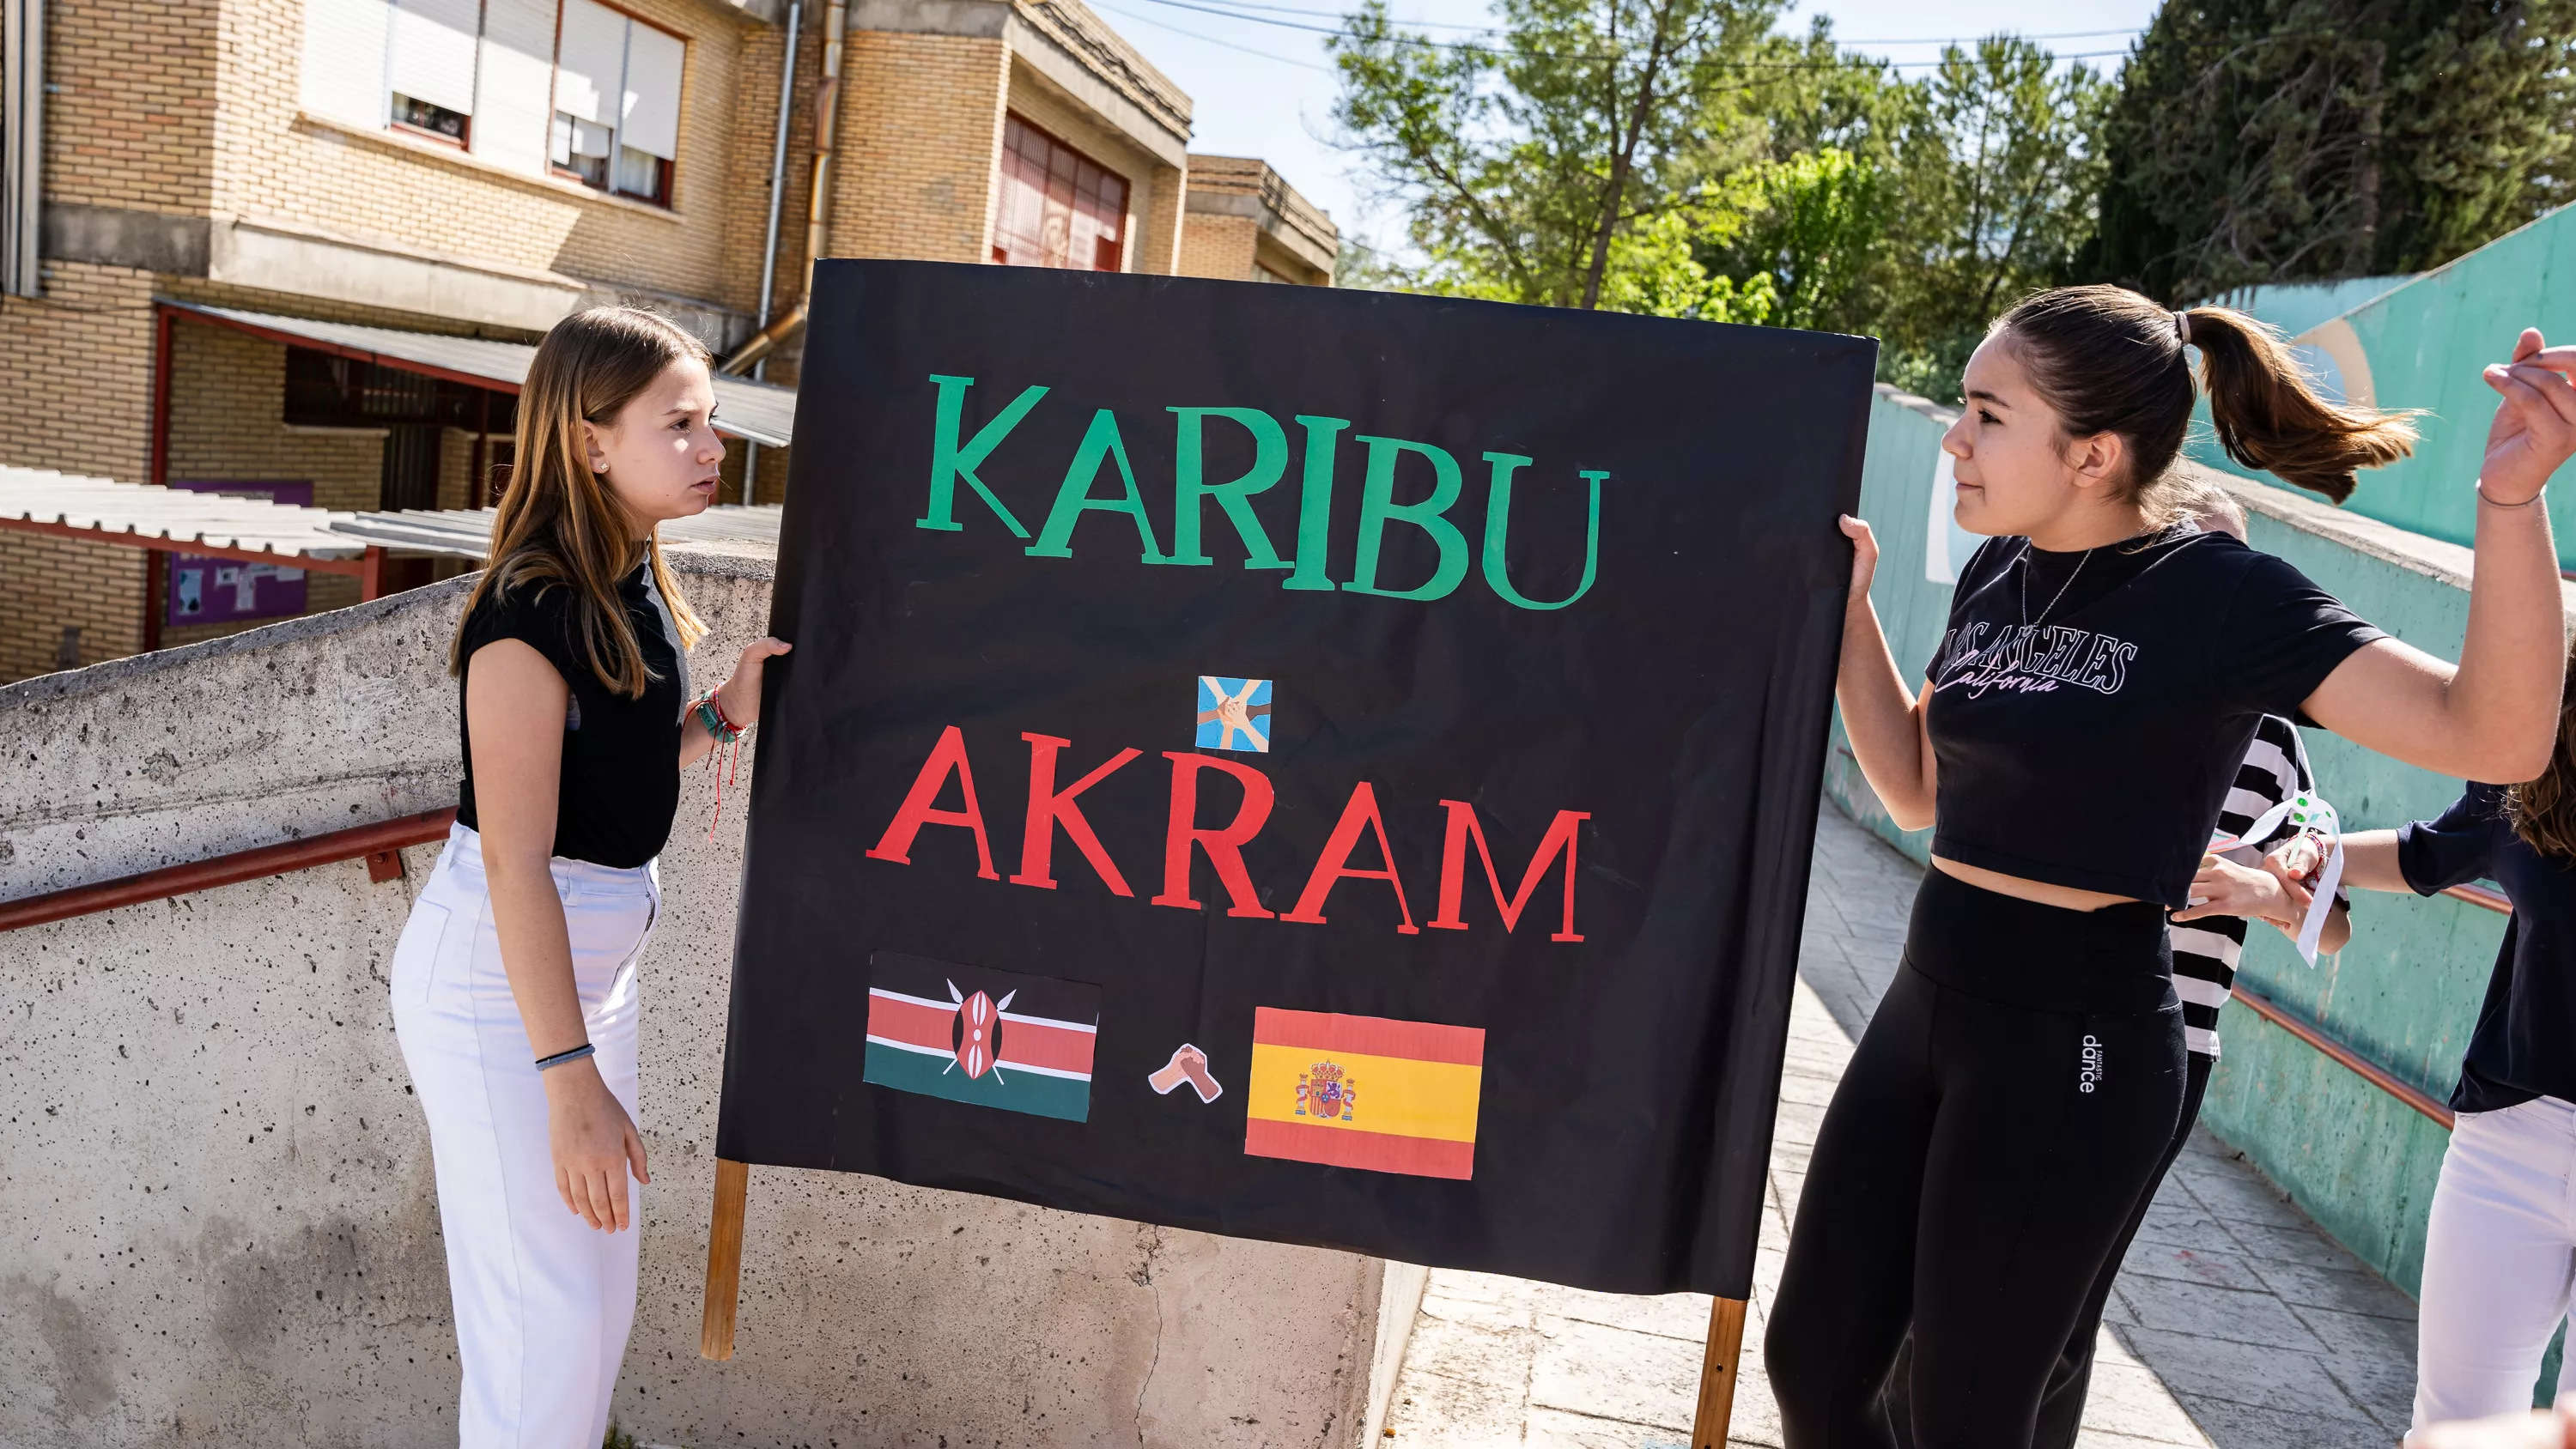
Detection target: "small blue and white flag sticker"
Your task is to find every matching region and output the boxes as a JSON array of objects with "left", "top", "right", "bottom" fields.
[{"left": 1195, "top": 677, "right": 1272, "bottom": 753}]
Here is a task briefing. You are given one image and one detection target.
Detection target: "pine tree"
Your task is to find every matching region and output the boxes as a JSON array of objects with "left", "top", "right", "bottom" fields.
[{"left": 2091, "top": 0, "right": 2576, "bottom": 303}]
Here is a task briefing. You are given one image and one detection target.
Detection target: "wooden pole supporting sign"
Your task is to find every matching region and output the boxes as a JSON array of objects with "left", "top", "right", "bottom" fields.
[
  {"left": 1691, "top": 1295, "right": 1749, "bottom": 1449},
  {"left": 700, "top": 1158, "right": 750, "bottom": 1361}
]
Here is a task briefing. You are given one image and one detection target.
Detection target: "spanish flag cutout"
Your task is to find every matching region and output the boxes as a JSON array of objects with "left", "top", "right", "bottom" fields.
[{"left": 1245, "top": 1008, "right": 1486, "bottom": 1180}]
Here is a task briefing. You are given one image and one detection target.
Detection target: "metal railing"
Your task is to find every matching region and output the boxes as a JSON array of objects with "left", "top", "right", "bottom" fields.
[
  {"left": 2230, "top": 985, "right": 2455, "bottom": 1129},
  {"left": 0, "top": 808, "right": 454, "bottom": 932}
]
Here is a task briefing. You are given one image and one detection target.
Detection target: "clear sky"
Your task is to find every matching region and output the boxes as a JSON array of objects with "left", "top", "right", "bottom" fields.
[{"left": 1098, "top": 0, "right": 2167, "bottom": 257}]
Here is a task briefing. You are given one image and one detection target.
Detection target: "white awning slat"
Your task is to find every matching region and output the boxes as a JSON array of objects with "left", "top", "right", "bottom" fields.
[
  {"left": 330, "top": 504, "right": 783, "bottom": 560},
  {"left": 0, "top": 469, "right": 368, "bottom": 559},
  {"left": 158, "top": 304, "right": 796, "bottom": 451}
]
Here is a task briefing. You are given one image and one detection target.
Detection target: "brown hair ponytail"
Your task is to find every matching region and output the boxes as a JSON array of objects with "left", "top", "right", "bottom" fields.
[
  {"left": 2180, "top": 306, "right": 2419, "bottom": 504},
  {"left": 1995, "top": 285, "right": 2418, "bottom": 517},
  {"left": 447, "top": 306, "right": 708, "bottom": 697},
  {"left": 2508, "top": 635, "right": 2576, "bottom": 858}
]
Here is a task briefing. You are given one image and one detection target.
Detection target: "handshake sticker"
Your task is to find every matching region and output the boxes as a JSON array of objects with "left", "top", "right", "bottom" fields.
[{"left": 1149, "top": 1043, "right": 1224, "bottom": 1104}]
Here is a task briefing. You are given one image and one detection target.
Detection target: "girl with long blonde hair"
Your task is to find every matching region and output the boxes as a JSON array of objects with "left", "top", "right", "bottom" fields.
[{"left": 389, "top": 306, "right": 788, "bottom": 1443}]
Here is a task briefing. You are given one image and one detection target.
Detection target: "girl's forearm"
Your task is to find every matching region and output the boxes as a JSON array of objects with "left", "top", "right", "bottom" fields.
[
  {"left": 487, "top": 855, "right": 589, "bottom": 1059},
  {"left": 2448, "top": 495, "right": 2564, "bottom": 784},
  {"left": 678, "top": 710, "right": 714, "bottom": 769},
  {"left": 1838, "top": 594, "right": 1935, "bottom": 830},
  {"left": 2336, "top": 830, "right": 2409, "bottom": 894},
  {"left": 2318, "top": 906, "right": 2352, "bottom": 955}
]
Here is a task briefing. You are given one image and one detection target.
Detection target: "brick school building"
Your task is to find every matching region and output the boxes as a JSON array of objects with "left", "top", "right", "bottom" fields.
[{"left": 0, "top": 0, "right": 1335, "bottom": 682}]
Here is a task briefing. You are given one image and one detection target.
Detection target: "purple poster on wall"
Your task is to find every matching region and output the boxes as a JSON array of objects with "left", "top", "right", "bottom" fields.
[{"left": 165, "top": 480, "right": 313, "bottom": 627}]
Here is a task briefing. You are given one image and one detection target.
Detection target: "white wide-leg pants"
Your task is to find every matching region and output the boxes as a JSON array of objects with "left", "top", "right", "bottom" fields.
[
  {"left": 2415, "top": 1094, "right": 2576, "bottom": 1427},
  {"left": 392, "top": 822, "right": 658, "bottom": 1449}
]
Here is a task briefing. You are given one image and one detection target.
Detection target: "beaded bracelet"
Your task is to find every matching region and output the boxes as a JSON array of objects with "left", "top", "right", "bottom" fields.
[{"left": 535, "top": 1042, "right": 597, "bottom": 1071}]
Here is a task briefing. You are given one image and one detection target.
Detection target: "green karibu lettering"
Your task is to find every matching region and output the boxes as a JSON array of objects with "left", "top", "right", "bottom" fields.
[
  {"left": 916, "top": 376, "right": 1610, "bottom": 611},
  {"left": 1027, "top": 409, "right": 1172, "bottom": 563}
]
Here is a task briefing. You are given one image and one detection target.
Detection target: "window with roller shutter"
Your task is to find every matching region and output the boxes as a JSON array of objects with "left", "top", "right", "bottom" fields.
[
  {"left": 295, "top": 0, "right": 684, "bottom": 207},
  {"left": 386, "top": 0, "right": 482, "bottom": 144},
  {"left": 550, "top": 0, "right": 682, "bottom": 206}
]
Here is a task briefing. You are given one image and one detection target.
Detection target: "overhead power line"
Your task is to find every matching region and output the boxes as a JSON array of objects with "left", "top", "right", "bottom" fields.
[
  {"left": 1114, "top": 0, "right": 2139, "bottom": 70},
  {"left": 1122, "top": 0, "right": 2142, "bottom": 48},
  {"left": 1090, "top": 0, "right": 1340, "bottom": 69}
]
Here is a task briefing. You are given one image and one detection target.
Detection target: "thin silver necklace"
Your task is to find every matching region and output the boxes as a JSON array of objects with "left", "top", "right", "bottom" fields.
[{"left": 2020, "top": 543, "right": 2091, "bottom": 628}]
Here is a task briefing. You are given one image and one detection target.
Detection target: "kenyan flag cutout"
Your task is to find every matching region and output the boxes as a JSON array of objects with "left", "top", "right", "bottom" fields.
[{"left": 862, "top": 950, "right": 1100, "bottom": 1122}]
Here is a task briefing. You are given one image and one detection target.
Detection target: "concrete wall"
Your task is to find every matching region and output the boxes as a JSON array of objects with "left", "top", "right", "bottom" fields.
[
  {"left": 0, "top": 548, "right": 1402, "bottom": 1446},
  {"left": 1827, "top": 385, "right": 2574, "bottom": 1295}
]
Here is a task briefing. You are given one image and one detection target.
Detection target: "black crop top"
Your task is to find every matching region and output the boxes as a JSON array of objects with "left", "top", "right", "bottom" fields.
[
  {"left": 455, "top": 563, "right": 690, "bottom": 869},
  {"left": 1924, "top": 527, "right": 2384, "bottom": 906}
]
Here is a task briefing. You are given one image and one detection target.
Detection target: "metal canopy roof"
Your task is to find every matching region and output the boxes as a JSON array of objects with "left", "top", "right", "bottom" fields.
[
  {"left": 0, "top": 467, "right": 367, "bottom": 561},
  {"left": 165, "top": 302, "right": 799, "bottom": 448},
  {"left": 330, "top": 504, "right": 784, "bottom": 560}
]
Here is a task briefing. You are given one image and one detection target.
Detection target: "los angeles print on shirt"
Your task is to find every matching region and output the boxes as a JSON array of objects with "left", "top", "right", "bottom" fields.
[{"left": 1931, "top": 621, "right": 2138, "bottom": 699}]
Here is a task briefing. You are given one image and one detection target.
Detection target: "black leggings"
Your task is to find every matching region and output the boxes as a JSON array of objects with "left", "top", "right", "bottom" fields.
[
  {"left": 1765, "top": 869, "right": 2188, "bottom": 1448},
  {"left": 1884, "top": 1054, "right": 2215, "bottom": 1449}
]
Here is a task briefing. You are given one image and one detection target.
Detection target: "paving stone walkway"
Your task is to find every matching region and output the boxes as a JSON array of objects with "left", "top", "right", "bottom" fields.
[{"left": 1382, "top": 806, "right": 2421, "bottom": 1448}]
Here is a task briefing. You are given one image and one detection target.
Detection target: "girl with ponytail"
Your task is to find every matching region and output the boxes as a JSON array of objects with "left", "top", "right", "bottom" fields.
[
  {"left": 392, "top": 306, "right": 789, "bottom": 1443},
  {"left": 1768, "top": 284, "right": 2575, "bottom": 1446}
]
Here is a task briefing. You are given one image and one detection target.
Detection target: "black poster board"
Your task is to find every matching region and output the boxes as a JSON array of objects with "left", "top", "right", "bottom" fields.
[{"left": 716, "top": 259, "right": 1873, "bottom": 1297}]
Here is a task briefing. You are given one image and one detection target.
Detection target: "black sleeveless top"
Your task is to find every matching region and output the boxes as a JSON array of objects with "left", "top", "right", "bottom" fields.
[
  {"left": 455, "top": 563, "right": 688, "bottom": 868},
  {"left": 1924, "top": 527, "right": 2382, "bottom": 907}
]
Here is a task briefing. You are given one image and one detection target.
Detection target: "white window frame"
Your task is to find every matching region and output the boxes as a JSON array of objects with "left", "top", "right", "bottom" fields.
[
  {"left": 548, "top": 0, "right": 683, "bottom": 208},
  {"left": 296, "top": 0, "right": 683, "bottom": 209}
]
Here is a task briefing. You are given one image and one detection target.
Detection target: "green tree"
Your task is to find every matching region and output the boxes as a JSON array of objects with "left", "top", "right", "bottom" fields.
[
  {"left": 1334, "top": 237, "right": 1407, "bottom": 291},
  {"left": 1697, "top": 147, "right": 1887, "bottom": 331},
  {"left": 1595, "top": 207, "right": 1780, "bottom": 320},
  {"left": 1334, "top": 9, "right": 2114, "bottom": 403},
  {"left": 1895, "top": 39, "right": 2112, "bottom": 347},
  {"left": 2093, "top": 0, "right": 2576, "bottom": 302},
  {"left": 1704, "top": 37, "right": 2107, "bottom": 397},
  {"left": 1328, "top": 0, "right": 1790, "bottom": 308}
]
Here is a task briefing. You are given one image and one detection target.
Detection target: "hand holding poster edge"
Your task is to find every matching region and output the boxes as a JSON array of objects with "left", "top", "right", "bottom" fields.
[{"left": 698, "top": 263, "right": 1873, "bottom": 1446}]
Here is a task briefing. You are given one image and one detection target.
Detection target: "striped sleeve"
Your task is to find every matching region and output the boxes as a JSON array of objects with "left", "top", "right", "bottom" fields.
[
  {"left": 2218, "top": 715, "right": 2306, "bottom": 843},
  {"left": 2171, "top": 917, "right": 2247, "bottom": 1059},
  {"left": 2182, "top": 716, "right": 2306, "bottom": 1058}
]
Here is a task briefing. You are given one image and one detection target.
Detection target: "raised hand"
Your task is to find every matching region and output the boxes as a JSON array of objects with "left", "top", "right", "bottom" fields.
[{"left": 2480, "top": 328, "right": 2576, "bottom": 506}]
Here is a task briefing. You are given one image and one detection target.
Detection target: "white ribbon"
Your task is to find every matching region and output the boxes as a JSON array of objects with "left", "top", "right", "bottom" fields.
[{"left": 2208, "top": 729, "right": 2341, "bottom": 965}]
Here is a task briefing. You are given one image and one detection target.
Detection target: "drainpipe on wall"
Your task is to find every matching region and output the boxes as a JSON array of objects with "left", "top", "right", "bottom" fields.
[
  {"left": 738, "top": 0, "right": 801, "bottom": 504},
  {"left": 1, "top": 0, "right": 44, "bottom": 299},
  {"left": 719, "top": 0, "right": 841, "bottom": 381}
]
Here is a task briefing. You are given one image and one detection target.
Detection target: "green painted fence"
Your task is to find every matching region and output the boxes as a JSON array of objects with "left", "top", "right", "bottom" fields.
[
  {"left": 2184, "top": 203, "right": 2576, "bottom": 567},
  {"left": 1830, "top": 385, "right": 2512, "bottom": 1296}
]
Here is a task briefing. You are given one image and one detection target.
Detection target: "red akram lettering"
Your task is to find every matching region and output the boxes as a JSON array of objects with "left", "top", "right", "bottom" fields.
[
  {"left": 1010, "top": 732, "right": 1142, "bottom": 894},
  {"left": 1282, "top": 781, "right": 1419, "bottom": 934},
  {"left": 1427, "top": 799, "right": 1588, "bottom": 942},
  {"left": 1151, "top": 751, "right": 1277, "bottom": 919},
  {"left": 864, "top": 727, "right": 1585, "bottom": 940}
]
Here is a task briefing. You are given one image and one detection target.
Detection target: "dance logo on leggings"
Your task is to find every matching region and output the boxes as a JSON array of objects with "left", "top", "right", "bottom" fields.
[
  {"left": 1243, "top": 1008, "right": 1485, "bottom": 1179},
  {"left": 862, "top": 951, "right": 1100, "bottom": 1122}
]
